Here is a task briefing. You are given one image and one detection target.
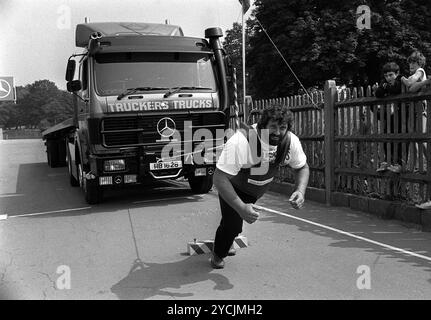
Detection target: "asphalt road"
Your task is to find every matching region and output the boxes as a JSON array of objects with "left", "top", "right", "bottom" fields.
[{"left": 1, "top": 139, "right": 431, "bottom": 300}]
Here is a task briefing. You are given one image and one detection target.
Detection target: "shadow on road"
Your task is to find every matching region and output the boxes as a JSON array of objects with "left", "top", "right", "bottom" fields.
[
  {"left": 110, "top": 256, "right": 233, "bottom": 300},
  {"left": 1, "top": 162, "right": 204, "bottom": 218}
]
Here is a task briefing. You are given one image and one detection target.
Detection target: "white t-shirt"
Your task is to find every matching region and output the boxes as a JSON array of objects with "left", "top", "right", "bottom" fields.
[
  {"left": 408, "top": 67, "right": 427, "bottom": 82},
  {"left": 217, "top": 124, "right": 307, "bottom": 176}
]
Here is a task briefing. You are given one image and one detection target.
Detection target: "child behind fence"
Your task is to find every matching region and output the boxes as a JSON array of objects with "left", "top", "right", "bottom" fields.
[
  {"left": 401, "top": 51, "right": 428, "bottom": 173},
  {"left": 372, "top": 62, "right": 403, "bottom": 173},
  {"left": 401, "top": 51, "right": 427, "bottom": 92}
]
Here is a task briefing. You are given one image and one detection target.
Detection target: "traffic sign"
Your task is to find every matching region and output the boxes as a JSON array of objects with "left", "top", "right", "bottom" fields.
[{"left": 0, "top": 77, "right": 16, "bottom": 101}]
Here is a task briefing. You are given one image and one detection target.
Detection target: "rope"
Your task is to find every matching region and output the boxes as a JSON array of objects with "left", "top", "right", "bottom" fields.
[{"left": 254, "top": 16, "right": 320, "bottom": 109}]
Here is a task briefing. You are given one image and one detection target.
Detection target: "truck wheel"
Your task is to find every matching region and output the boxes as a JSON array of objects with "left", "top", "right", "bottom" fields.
[
  {"left": 188, "top": 175, "right": 213, "bottom": 194},
  {"left": 67, "top": 148, "right": 79, "bottom": 187},
  {"left": 78, "top": 163, "right": 103, "bottom": 204}
]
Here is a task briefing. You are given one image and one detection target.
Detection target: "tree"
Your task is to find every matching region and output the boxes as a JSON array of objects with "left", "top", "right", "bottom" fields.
[
  {"left": 0, "top": 80, "right": 74, "bottom": 129},
  {"left": 223, "top": 22, "right": 253, "bottom": 103},
  {"left": 241, "top": 0, "right": 431, "bottom": 99},
  {"left": 0, "top": 103, "right": 19, "bottom": 129}
]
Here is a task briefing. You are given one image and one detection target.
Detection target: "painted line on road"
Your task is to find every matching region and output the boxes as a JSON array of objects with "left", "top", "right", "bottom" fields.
[
  {"left": 4, "top": 206, "right": 92, "bottom": 219},
  {"left": 372, "top": 231, "right": 403, "bottom": 234},
  {"left": 254, "top": 204, "right": 431, "bottom": 263},
  {"left": 0, "top": 194, "right": 24, "bottom": 198},
  {"left": 133, "top": 195, "right": 202, "bottom": 204}
]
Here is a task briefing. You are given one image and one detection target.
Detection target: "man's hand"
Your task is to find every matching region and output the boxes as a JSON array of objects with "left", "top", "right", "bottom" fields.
[
  {"left": 238, "top": 203, "right": 260, "bottom": 224},
  {"left": 289, "top": 191, "right": 304, "bottom": 209}
]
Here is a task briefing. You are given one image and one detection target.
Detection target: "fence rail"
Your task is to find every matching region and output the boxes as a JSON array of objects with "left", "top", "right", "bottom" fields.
[{"left": 230, "top": 80, "right": 431, "bottom": 205}]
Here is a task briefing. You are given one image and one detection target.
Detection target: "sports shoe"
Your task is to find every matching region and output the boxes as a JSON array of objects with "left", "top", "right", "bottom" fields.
[
  {"left": 227, "top": 248, "right": 237, "bottom": 256},
  {"left": 387, "top": 164, "right": 402, "bottom": 173},
  {"left": 376, "top": 162, "right": 389, "bottom": 172},
  {"left": 210, "top": 252, "right": 225, "bottom": 269}
]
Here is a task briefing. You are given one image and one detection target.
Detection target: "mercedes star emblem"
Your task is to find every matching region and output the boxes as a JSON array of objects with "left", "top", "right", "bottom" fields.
[
  {"left": 0, "top": 79, "right": 11, "bottom": 99},
  {"left": 157, "top": 117, "right": 176, "bottom": 138}
]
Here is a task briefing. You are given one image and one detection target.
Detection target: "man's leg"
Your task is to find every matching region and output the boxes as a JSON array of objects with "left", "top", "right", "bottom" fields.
[{"left": 213, "top": 188, "right": 257, "bottom": 260}]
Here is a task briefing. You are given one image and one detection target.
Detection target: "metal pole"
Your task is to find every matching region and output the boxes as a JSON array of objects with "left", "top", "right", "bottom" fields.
[
  {"left": 233, "top": 68, "right": 240, "bottom": 131},
  {"left": 324, "top": 80, "right": 336, "bottom": 205},
  {"left": 242, "top": 12, "right": 247, "bottom": 121}
]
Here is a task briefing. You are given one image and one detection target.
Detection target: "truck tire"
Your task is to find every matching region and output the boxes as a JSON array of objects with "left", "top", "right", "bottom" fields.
[
  {"left": 188, "top": 175, "right": 213, "bottom": 194},
  {"left": 78, "top": 163, "right": 103, "bottom": 204},
  {"left": 67, "top": 146, "right": 79, "bottom": 187}
]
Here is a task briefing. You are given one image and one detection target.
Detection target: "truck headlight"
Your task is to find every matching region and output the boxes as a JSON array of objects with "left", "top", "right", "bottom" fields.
[{"left": 104, "top": 159, "right": 125, "bottom": 172}]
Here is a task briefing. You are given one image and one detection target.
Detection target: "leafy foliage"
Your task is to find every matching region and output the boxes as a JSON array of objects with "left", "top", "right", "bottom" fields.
[
  {"left": 222, "top": 22, "right": 253, "bottom": 102},
  {"left": 224, "top": 0, "right": 431, "bottom": 99},
  {"left": 0, "top": 80, "right": 74, "bottom": 130}
]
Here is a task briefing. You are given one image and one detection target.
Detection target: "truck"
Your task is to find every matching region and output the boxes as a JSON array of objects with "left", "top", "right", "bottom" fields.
[{"left": 42, "top": 22, "right": 234, "bottom": 204}]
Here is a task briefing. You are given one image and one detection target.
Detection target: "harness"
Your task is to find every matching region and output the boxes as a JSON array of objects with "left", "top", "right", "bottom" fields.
[{"left": 230, "top": 122, "right": 291, "bottom": 199}]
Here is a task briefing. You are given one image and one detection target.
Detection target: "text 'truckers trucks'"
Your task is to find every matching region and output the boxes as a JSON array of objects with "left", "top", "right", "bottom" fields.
[{"left": 42, "top": 22, "right": 234, "bottom": 204}]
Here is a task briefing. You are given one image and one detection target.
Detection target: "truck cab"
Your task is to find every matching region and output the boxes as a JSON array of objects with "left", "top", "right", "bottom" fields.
[{"left": 43, "top": 22, "right": 233, "bottom": 204}]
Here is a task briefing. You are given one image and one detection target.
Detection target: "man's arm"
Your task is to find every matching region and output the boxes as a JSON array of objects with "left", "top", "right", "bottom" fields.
[
  {"left": 288, "top": 163, "right": 309, "bottom": 209},
  {"left": 294, "top": 162, "right": 310, "bottom": 195},
  {"left": 213, "top": 168, "right": 245, "bottom": 213},
  {"left": 213, "top": 168, "right": 259, "bottom": 224}
]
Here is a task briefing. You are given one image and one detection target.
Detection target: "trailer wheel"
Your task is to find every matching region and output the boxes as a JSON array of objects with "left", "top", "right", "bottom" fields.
[
  {"left": 46, "top": 139, "right": 67, "bottom": 168},
  {"left": 67, "top": 147, "right": 79, "bottom": 187},
  {"left": 46, "top": 139, "right": 59, "bottom": 167},
  {"left": 78, "top": 163, "right": 103, "bottom": 204},
  {"left": 188, "top": 175, "right": 213, "bottom": 194}
]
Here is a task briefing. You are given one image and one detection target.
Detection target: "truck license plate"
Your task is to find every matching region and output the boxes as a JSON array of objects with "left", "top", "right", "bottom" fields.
[{"left": 149, "top": 161, "right": 182, "bottom": 170}]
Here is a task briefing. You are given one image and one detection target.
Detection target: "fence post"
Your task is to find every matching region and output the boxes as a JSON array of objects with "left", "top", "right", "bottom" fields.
[{"left": 324, "top": 80, "right": 337, "bottom": 205}]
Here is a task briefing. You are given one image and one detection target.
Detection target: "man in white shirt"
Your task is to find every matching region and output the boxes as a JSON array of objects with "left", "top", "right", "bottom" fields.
[{"left": 211, "top": 105, "right": 310, "bottom": 268}]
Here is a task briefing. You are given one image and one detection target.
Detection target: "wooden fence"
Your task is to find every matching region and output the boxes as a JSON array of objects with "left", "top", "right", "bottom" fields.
[{"left": 230, "top": 80, "right": 431, "bottom": 205}]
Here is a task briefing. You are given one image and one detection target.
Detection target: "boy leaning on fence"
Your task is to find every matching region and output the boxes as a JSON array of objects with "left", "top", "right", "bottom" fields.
[
  {"left": 399, "top": 50, "right": 431, "bottom": 209},
  {"left": 402, "top": 51, "right": 428, "bottom": 167},
  {"left": 372, "top": 62, "right": 402, "bottom": 98},
  {"left": 401, "top": 51, "right": 427, "bottom": 92},
  {"left": 372, "top": 62, "right": 403, "bottom": 173}
]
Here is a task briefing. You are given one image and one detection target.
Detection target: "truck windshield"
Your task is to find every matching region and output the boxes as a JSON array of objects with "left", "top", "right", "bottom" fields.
[{"left": 94, "top": 52, "right": 217, "bottom": 96}]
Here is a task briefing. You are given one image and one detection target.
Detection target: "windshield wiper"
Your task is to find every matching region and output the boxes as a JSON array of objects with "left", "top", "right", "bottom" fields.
[
  {"left": 163, "top": 86, "right": 213, "bottom": 98},
  {"left": 117, "top": 87, "right": 168, "bottom": 100}
]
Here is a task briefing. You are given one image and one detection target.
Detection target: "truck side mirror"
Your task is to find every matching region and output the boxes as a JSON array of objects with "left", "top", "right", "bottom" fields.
[
  {"left": 67, "top": 80, "right": 82, "bottom": 92},
  {"left": 65, "top": 60, "right": 76, "bottom": 82}
]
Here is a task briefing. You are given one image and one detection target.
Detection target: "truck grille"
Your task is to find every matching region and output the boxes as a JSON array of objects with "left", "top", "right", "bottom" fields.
[{"left": 101, "top": 113, "right": 225, "bottom": 147}]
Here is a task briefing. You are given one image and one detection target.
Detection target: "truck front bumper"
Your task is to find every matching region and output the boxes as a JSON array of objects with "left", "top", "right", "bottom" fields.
[{"left": 87, "top": 150, "right": 216, "bottom": 187}]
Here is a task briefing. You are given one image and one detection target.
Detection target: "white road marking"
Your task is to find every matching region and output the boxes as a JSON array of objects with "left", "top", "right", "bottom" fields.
[
  {"left": 5, "top": 207, "right": 92, "bottom": 219},
  {"left": 372, "top": 231, "right": 403, "bottom": 234},
  {"left": 0, "top": 194, "right": 24, "bottom": 198},
  {"left": 254, "top": 204, "right": 431, "bottom": 262},
  {"left": 133, "top": 196, "right": 201, "bottom": 204}
]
